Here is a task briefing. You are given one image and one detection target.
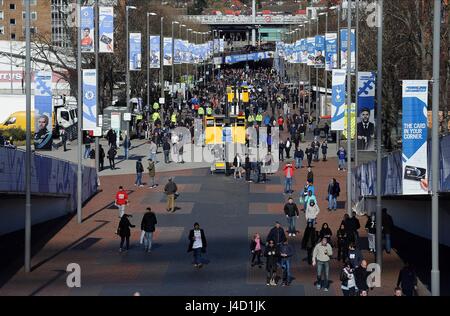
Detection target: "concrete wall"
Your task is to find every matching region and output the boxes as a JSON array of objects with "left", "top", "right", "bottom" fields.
[
  {"left": 365, "top": 196, "right": 450, "bottom": 247},
  {"left": 0, "top": 193, "right": 70, "bottom": 235}
]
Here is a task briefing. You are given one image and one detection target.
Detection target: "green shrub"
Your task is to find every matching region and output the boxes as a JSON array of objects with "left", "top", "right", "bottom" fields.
[{"left": 2, "top": 128, "right": 26, "bottom": 142}]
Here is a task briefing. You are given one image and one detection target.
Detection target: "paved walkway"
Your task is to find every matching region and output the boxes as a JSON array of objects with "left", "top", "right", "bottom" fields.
[{"left": 0, "top": 157, "right": 423, "bottom": 296}]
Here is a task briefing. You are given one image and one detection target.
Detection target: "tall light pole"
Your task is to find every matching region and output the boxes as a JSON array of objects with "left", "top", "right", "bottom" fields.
[
  {"left": 147, "top": 12, "right": 157, "bottom": 118},
  {"left": 126, "top": 5, "right": 136, "bottom": 133},
  {"left": 431, "top": 0, "right": 441, "bottom": 296},
  {"left": 160, "top": 17, "right": 164, "bottom": 110},
  {"left": 24, "top": 0, "right": 31, "bottom": 273},
  {"left": 171, "top": 20, "right": 179, "bottom": 109},
  {"left": 180, "top": 24, "right": 186, "bottom": 102},
  {"left": 315, "top": 16, "right": 319, "bottom": 123},
  {"left": 346, "top": 0, "right": 352, "bottom": 216},
  {"left": 77, "top": 0, "right": 83, "bottom": 225},
  {"left": 375, "top": 0, "right": 383, "bottom": 270},
  {"left": 94, "top": 0, "right": 99, "bottom": 176},
  {"left": 319, "top": 11, "right": 329, "bottom": 126},
  {"left": 335, "top": 4, "right": 341, "bottom": 149},
  {"left": 354, "top": 0, "right": 359, "bottom": 166},
  {"left": 186, "top": 28, "right": 192, "bottom": 99}
]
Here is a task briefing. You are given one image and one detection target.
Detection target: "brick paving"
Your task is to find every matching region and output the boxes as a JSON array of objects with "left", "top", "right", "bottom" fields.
[{"left": 0, "top": 153, "right": 423, "bottom": 296}]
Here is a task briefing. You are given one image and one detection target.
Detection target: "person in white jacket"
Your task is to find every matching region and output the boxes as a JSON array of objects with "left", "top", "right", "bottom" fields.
[{"left": 305, "top": 200, "right": 320, "bottom": 227}]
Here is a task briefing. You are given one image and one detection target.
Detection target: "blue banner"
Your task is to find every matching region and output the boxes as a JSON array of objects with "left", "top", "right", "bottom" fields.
[
  {"left": 307, "top": 37, "right": 315, "bottom": 66},
  {"left": 224, "top": 52, "right": 275, "bottom": 64},
  {"left": 300, "top": 39, "right": 308, "bottom": 64},
  {"left": 331, "top": 69, "right": 347, "bottom": 131},
  {"left": 402, "top": 80, "right": 429, "bottom": 195},
  {"left": 357, "top": 72, "right": 376, "bottom": 150},
  {"left": 129, "top": 33, "right": 141, "bottom": 70},
  {"left": 340, "top": 28, "right": 356, "bottom": 72},
  {"left": 80, "top": 6, "right": 94, "bottom": 53},
  {"left": 174, "top": 39, "right": 183, "bottom": 64},
  {"left": 149, "top": 35, "right": 160, "bottom": 69},
  {"left": 314, "top": 35, "right": 325, "bottom": 68},
  {"left": 325, "top": 33, "right": 337, "bottom": 71},
  {"left": 163, "top": 37, "right": 172, "bottom": 66},
  {"left": 99, "top": 7, "right": 113, "bottom": 53},
  {"left": 82, "top": 69, "right": 97, "bottom": 131},
  {"left": 34, "top": 71, "right": 53, "bottom": 151}
]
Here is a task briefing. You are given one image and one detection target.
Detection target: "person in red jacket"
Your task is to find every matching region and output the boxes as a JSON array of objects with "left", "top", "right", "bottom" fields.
[
  {"left": 283, "top": 163, "right": 294, "bottom": 194},
  {"left": 278, "top": 116, "right": 284, "bottom": 131},
  {"left": 115, "top": 186, "right": 129, "bottom": 218}
]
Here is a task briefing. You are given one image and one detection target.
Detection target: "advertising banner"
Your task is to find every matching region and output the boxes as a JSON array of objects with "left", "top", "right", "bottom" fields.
[
  {"left": 331, "top": 69, "right": 347, "bottom": 131},
  {"left": 34, "top": 71, "right": 53, "bottom": 151},
  {"left": 325, "top": 33, "right": 338, "bottom": 71},
  {"left": 307, "top": 37, "right": 315, "bottom": 66},
  {"left": 129, "top": 33, "right": 141, "bottom": 70},
  {"left": 402, "top": 80, "right": 429, "bottom": 195},
  {"left": 149, "top": 35, "right": 160, "bottom": 69},
  {"left": 343, "top": 103, "right": 356, "bottom": 140},
  {"left": 340, "top": 28, "right": 356, "bottom": 72},
  {"left": 224, "top": 52, "right": 274, "bottom": 64},
  {"left": 300, "top": 39, "right": 308, "bottom": 64},
  {"left": 357, "top": 72, "right": 376, "bottom": 151},
  {"left": 174, "top": 39, "right": 183, "bottom": 65},
  {"left": 163, "top": 37, "right": 173, "bottom": 66},
  {"left": 99, "top": 7, "right": 114, "bottom": 53},
  {"left": 82, "top": 69, "right": 97, "bottom": 131},
  {"left": 80, "top": 6, "right": 94, "bottom": 53},
  {"left": 294, "top": 40, "right": 302, "bottom": 63},
  {"left": 314, "top": 35, "right": 325, "bottom": 68},
  {"left": 219, "top": 38, "right": 225, "bottom": 53}
]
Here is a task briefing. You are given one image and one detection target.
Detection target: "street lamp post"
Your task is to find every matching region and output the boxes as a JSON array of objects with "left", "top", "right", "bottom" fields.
[
  {"left": 172, "top": 21, "right": 179, "bottom": 109},
  {"left": 160, "top": 17, "right": 164, "bottom": 112},
  {"left": 180, "top": 24, "right": 186, "bottom": 103},
  {"left": 126, "top": 5, "right": 136, "bottom": 134},
  {"left": 147, "top": 12, "right": 157, "bottom": 120},
  {"left": 186, "top": 28, "right": 192, "bottom": 99},
  {"left": 346, "top": 0, "right": 352, "bottom": 216},
  {"left": 315, "top": 16, "right": 319, "bottom": 124},
  {"left": 354, "top": 0, "right": 359, "bottom": 166},
  {"left": 77, "top": 0, "right": 83, "bottom": 225},
  {"left": 319, "top": 12, "right": 329, "bottom": 130}
]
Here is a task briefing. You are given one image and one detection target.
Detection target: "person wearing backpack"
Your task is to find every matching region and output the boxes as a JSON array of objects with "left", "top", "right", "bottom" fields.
[{"left": 134, "top": 158, "right": 144, "bottom": 187}]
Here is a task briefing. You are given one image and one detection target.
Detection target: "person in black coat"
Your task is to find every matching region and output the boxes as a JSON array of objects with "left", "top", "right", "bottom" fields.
[
  {"left": 266, "top": 222, "right": 287, "bottom": 247},
  {"left": 107, "top": 146, "right": 117, "bottom": 170},
  {"left": 187, "top": 222, "right": 207, "bottom": 268},
  {"left": 302, "top": 222, "right": 318, "bottom": 265},
  {"left": 117, "top": 214, "right": 135, "bottom": 252},
  {"left": 140, "top": 207, "right": 157, "bottom": 252},
  {"left": 99, "top": 144, "right": 105, "bottom": 171},
  {"left": 245, "top": 155, "right": 252, "bottom": 182},
  {"left": 354, "top": 259, "right": 370, "bottom": 294},
  {"left": 397, "top": 262, "right": 418, "bottom": 296},
  {"left": 319, "top": 223, "right": 333, "bottom": 247},
  {"left": 337, "top": 223, "right": 348, "bottom": 262},
  {"left": 264, "top": 240, "right": 280, "bottom": 286},
  {"left": 382, "top": 208, "right": 394, "bottom": 253}
]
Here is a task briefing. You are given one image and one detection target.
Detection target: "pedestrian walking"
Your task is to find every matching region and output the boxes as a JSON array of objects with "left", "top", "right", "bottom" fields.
[
  {"left": 148, "top": 139, "right": 157, "bottom": 162},
  {"left": 305, "top": 199, "right": 320, "bottom": 227},
  {"left": 99, "top": 144, "right": 105, "bottom": 171},
  {"left": 304, "top": 189, "right": 317, "bottom": 210},
  {"left": 140, "top": 207, "right": 157, "bottom": 253},
  {"left": 162, "top": 137, "right": 171, "bottom": 163},
  {"left": 327, "top": 178, "right": 340, "bottom": 211},
  {"left": 284, "top": 197, "right": 299, "bottom": 237},
  {"left": 135, "top": 158, "right": 144, "bottom": 187},
  {"left": 397, "top": 262, "right": 418, "bottom": 296},
  {"left": 60, "top": 127, "right": 67, "bottom": 151},
  {"left": 354, "top": 260, "right": 370, "bottom": 295},
  {"left": 319, "top": 223, "right": 333, "bottom": 247},
  {"left": 337, "top": 147, "right": 347, "bottom": 171},
  {"left": 164, "top": 178, "right": 178, "bottom": 212},
  {"left": 285, "top": 138, "right": 291, "bottom": 159},
  {"left": 340, "top": 261, "right": 357, "bottom": 296},
  {"left": 283, "top": 163, "right": 294, "bottom": 194},
  {"left": 382, "top": 208, "right": 394, "bottom": 254},
  {"left": 302, "top": 222, "right": 318, "bottom": 265},
  {"left": 337, "top": 224, "right": 348, "bottom": 263},
  {"left": 294, "top": 146, "right": 304, "bottom": 169},
  {"left": 147, "top": 158, "right": 157, "bottom": 188},
  {"left": 264, "top": 240, "right": 280, "bottom": 286},
  {"left": 347, "top": 242, "right": 363, "bottom": 268},
  {"left": 116, "top": 214, "right": 135, "bottom": 252},
  {"left": 233, "top": 153, "right": 243, "bottom": 179},
  {"left": 107, "top": 145, "right": 117, "bottom": 170},
  {"left": 365, "top": 213, "right": 376, "bottom": 253},
  {"left": 122, "top": 131, "right": 131, "bottom": 160},
  {"left": 115, "top": 186, "right": 129, "bottom": 218},
  {"left": 321, "top": 140, "right": 328, "bottom": 161},
  {"left": 305, "top": 145, "right": 313, "bottom": 167},
  {"left": 312, "top": 237, "right": 333, "bottom": 291},
  {"left": 245, "top": 155, "right": 252, "bottom": 182},
  {"left": 279, "top": 140, "right": 285, "bottom": 161},
  {"left": 250, "top": 233, "right": 263, "bottom": 268},
  {"left": 187, "top": 222, "right": 207, "bottom": 268},
  {"left": 266, "top": 221, "right": 287, "bottom": 248},
  {"left": 280, "top": 240, "right": 294, "bottom": 286},
  {"left": 306, "top": 167, "right": 314, "bottom": 184}
]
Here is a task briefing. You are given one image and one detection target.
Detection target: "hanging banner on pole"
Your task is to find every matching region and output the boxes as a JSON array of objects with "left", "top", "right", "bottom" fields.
[
  {"left": 149, "top": 35, "right": 160, "bottom": 69},
  {"left": 174, "top": 39, "right": 183, "bottom": 65},
  {"left": 163, "top": 37, "right": 173, "bottom": 66},
  {"left": 80, "top": 6, "right": 95, "bottom": 53},
  {"left": 343, "top": 103, "right": 356, "bottom": 140},
  {"left": 34, "top": 71, "right": 53, "bottom": 151},
  {"left": 340, "top": 28, "right": 356, "bottom": 72},
  {"left": 325, "top": 33, "right": 337, "bottom": 71},
  {"left": 300, "top": 39, "right": 308, "bottom": 64},
  {"left": 314, "top": 35, "right": 325, "bottom": 68},
  {"left": 82, "top": 69, "right": 97, "bottom": 131},
  {"left": 357, "top": 72, "right": 376, "bottom": 151},
  {"left": 129, "top": 33, "right": 141, "bottom": 70},
  {"left": 402, "top": 80, "right": 429, "bottom": 195},
  {"left": 331, "top": 69, "right": 346, "bottom": 131},
  {"left": 99, "top": 7, "right": 114, "bottom": 53},
  {"left": 307, "top": 37, "right": 315, "bottom": 66}
]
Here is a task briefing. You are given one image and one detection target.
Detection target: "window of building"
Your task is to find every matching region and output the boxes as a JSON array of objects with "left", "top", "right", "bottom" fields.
[
  {"left": 9, "top": 3, "right": 15, "bottom": 10},
  {"left": 23, "top": 26, "right": 37, "bottom": 36},
  {"left": 22, "top": 11, "right": 37, "bottom": 20},
  {"left": 11, "top": 33, "right": 16, "bottom": 40},
  {"left": 10, "top": 18, "right": 16, "bottom": 25},
  {"left": 0, "top": 26, "right": 4, "bottom": 35},
  {"left": 23, "top": 0, "right": 37, "bottom": 5}
]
